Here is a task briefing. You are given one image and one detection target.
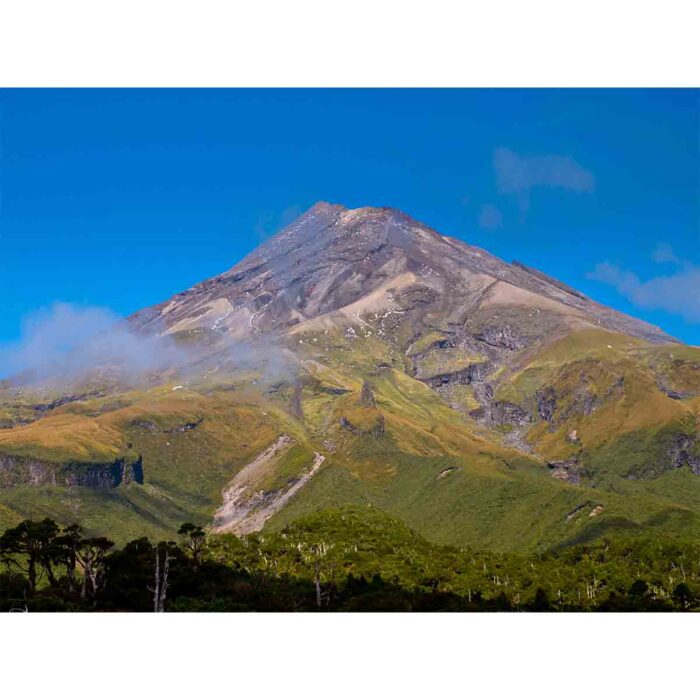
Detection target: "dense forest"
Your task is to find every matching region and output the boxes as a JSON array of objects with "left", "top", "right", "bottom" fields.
[{"left": 0, "top": 506, "right": 697, "bottom": 612}]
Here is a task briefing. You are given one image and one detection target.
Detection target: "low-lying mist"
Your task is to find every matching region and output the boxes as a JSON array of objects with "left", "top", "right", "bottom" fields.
[
  {"left": 0, "top": 302, "right": 298, "bottom": 389},
  {"left": 0, "top": 302, "right": 186, "bottom": 384}
]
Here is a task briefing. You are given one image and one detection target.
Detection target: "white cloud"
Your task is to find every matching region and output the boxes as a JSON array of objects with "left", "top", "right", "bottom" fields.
[
  {"left": 0, "top": 302, "right": 184, "bottom": 381},
  {"left": 477, "top": 203, "right": 503, "bottom": 230},
  {"left": 493, "top": 147, "right": 595, "bottom": 211},
  {"left": 588, "top": 260, "right": 700, "bottom": 323},
  {"left": 0, "top": 302, "right": 298, "bottom": 386}
]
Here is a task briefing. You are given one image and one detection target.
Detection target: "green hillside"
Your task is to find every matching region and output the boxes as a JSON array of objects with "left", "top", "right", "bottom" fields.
[
  {"left": 0, "top": 204, "right": 698, "bottom": 555},
  {"left": 0, "top": 324, "right": 698, "bottom": 552}
]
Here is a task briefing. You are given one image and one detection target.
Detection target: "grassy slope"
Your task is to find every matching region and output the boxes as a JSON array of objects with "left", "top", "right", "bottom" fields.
[
  {"left": 0, "top": 326, "right": 698, "bottom": 550},
  {"left": 267, "top": 332, "right": 700, "bottom": 550},
  {"left": 495, "top": 329, "right": 700, "bottom": 475},
  {"left": 0, "top": 381, "right": 296, "bottom": 540}
]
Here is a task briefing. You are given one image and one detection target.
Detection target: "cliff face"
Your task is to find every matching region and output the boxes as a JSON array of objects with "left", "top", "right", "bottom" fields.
[{"left": 0, "top": 453, "right": 144, "bottom": 488}]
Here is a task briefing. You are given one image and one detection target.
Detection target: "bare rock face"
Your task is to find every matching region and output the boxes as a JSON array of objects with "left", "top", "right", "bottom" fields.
[
  {"left": 475, "top": 325, "right": 526, "bottom": 350},
  {"left": 548, "top": 458, "right": 581, "bottom": 485},
  {"left": 490, "top": 401, "right": 531, "bottom": 426},
  {"left": 130, "top": 202, "right": 673, "bottom": 345},
  {"left": 424, "top": 362, "right": 491, "bottom": 389},
  {"left": 0, "top": 453, "right": 144, "bottom": 488},
  {"left": 536, "top": 388, "right": 558, "bottom": 422},
  {"left": 667, "top": 435, "right": 700, "bottom": 475}
]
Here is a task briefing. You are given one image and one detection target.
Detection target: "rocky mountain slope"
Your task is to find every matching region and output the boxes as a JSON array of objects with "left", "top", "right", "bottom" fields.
[
  {"left": 132, "top": 202, "right": 671, "bottom": 343},
  {"left": 1, "top": 203, "right": 698, "bottom": 550}
]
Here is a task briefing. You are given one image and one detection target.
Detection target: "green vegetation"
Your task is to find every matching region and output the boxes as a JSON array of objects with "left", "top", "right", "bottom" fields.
[
  {"left": 406, "top": 331, "right": 449, "bottom": 356},
  {"left": 414, "top": 347, "right": 487, "bottom": 380},
  {"left": 1, "top": 507, "right": 697, "bottom": 612},
  {"left": 0, "top": 326, "right": 698, "bottom": 555}
]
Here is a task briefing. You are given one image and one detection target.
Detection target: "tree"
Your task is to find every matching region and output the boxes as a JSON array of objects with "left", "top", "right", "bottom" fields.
[
  {"left": 178, "top": 523, "right": 206, "bottom": 569},
  {"left": 101, "top": 537, "right": 154, "bottom": 611},
  {"left": 672, "top": 582, "right": 695, "bottom": 610},
  {"left": 54, "top": 524, "right": 83, "bottom": 594},
  {"left": 149, "top": 542, "right": 176, "bottom": 612},
  {"left": 0, "top": 572, "right": 29, "bottom": 611},
  {"left": 306, "top": 542, "right": 333, "bottom": 609},
  {"left": 531, "top": 587, "right": 551, "bottom": 612},
  {"left": 76, "top": 537, "right": 114, "bottom": 601},
  {"left": 628, "top": 579, "right": 649, "bottom": 598},
  {"left": 0, "top": 518, "right": 60, "bottom": 594}
]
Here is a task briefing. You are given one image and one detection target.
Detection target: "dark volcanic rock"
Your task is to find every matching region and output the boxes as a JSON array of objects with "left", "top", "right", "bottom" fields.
[
  {"left": 490, "top": 401, "right": 531, "bottom": 426},
  {"left": 322, "top": 386, "right": 350, "bottom": 396},
  {"left": 425, "top": 362, "right": 491, "bottom": 389},
  {"left": 658, "top": 384, "right": 685, "bottom": 400},
  {"left": 475, "top": 325, "right": 526, "bottom": 350},
  {"left": 565, "top": 501, "right": 595, "bottom": 522},
  {"left": 536, "top": 388, "right": 557, "bottom": 421},
  {"left": 339, "top": 417, "right": 359, "bottom": 434},
  {"left": 33, "top": 391, "right": 104, "bottom": 412},
  {"left": 169, "top": 421, "right": 201, "bottom": 433},
  {"left": 667, "top": 435, "right": 700, "bottom": 474},
  {"left": 547, "top": 458, "right": 581, "bottom": 485},
  {"left": 0, "top": 453, "right": 144, "bottom": 488}
]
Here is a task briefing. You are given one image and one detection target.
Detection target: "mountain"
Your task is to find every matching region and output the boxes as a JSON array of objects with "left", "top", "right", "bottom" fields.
[
  {"left": 0, "top": 202, "right": 698, "bottom": 550},
  {"left": 131, "top": 202, "right": 671, "bottom": 343}
]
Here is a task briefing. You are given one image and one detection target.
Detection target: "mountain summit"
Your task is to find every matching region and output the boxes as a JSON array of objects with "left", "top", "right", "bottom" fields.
[
  {"left": 1, "top": 203, "right": 698, "bottom": 550},
  {"left": 132, "top": 202, "right": 671, "bottom": 344}
]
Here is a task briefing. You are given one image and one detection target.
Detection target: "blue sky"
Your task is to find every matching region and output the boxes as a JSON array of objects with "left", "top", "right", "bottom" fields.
[{"left": 0, "top": 88, "right": 698, "bottom": 353}]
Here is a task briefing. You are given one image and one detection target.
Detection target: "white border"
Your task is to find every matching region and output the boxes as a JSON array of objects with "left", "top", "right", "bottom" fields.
[
  {"left": 0, "top": 3, "right": 697, "bottom": 697},
  {"left": 1, "top": 613, "right": 697, "bottom": 698},
  {"left": 0, "top": 0, "right": 698, "bottom": 87}
]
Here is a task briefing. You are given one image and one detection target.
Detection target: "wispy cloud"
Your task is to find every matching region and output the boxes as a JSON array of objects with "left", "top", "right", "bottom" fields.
[
  {"left": 651, "top": 242, "right": 683, "bottom": 265},
  {"left": 477, "top": 203, "right": 503, "bottom": 230},
  {"left": 493, "top": 147, "right": 595, "bottom": 211},
  {"left": 0, "top": 302, "right": 300, "bottom": 387},
  {"left": 588, "top": 248, "right": 700, "bottom": 323},
  {"left": 0, "top": 302, "right": 184, "bottom": 382}
]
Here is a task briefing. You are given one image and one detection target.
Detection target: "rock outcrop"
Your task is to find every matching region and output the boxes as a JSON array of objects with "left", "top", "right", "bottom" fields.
[
  {"left": 0, "top": 453, "right": 144, "bottom": 488},
  {"left": 667, "top": 435, "right": 700, "bottom": 475}
]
